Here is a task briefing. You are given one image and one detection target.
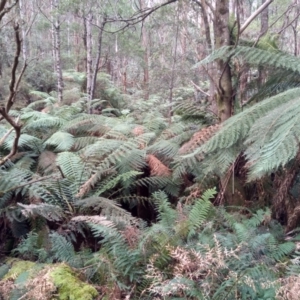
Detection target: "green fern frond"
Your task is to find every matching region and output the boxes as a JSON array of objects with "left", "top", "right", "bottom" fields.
[
  {"left": 50, "top": 232, "right": 76, "bottom": 264},
  {"left": 82, "top": 139, "right": 122, "bottom": 157},
  {"left": 29, "top": 90, "right": 56, "bottom": 100},
  {"left": 179, "top": 88, "right": 300, "bottom": 180},
  {"left": 61, "top": 114, "right": 106, "bottom": 134},
  {"left": 75, "top": 196, "right": 137, "bottom": 225},
  {"left": 153, "top": 191, "right": 177, "bottom": 227},
  {"left": 56, "top": 152, "right": 87, "bottom": 185},
  {"left": 89, "top": 223, "right": 142, "bottom": 281},
  {"left": 94, "top": 171, "right": 142, "bottom": 196},
  {"left": 116, "top": 149, "right": 146, "bottom": 173},
  {"left": 44, "top": 131, "right": 75, "bottom": 152},
  {"left": 71, "top": 136, "right": 99, "bottom": 151},
  {"left": 244, "top": 95, "right": 300, "bottom": 180},
  {"left": 24, "top": 116, "right": 65, "bottom": 132},
  {"left": 188, "top": 188, "right": 216, "bottom": 237},
  {"left": 198, "top": 45, "right": 300, "bottom": 73},
  {"left": 246, "top": 208, "right": 271, "bottom": 228},
  {"left": 4, "top": 133, "right": 43, "bottom": 152},
  {"left": 147, "top": 139, "right": 180, "bottom": 158}
]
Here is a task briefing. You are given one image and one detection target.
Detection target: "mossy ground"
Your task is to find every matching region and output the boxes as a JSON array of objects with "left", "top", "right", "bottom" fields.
[
  {"left": 0, "top": 259, "right": 98, "bottom": 300},
  {"left": 49, "top": 264, "right": 98, "bottom": 300}
]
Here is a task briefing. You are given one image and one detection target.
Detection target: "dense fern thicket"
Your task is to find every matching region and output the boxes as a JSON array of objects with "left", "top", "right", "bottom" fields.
[
  {"left": 1, "top": 189, "right": 299, "bottom": 299},
  {"left": 2, "top": 40, "right": 300, "bottom": 298},
  {"left": 0, "top": 68, "right": 300, "bottom": 299}
]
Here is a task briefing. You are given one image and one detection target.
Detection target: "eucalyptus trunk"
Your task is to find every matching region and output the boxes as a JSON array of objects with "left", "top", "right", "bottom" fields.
[
  {"left": 85, "top": 11, "right": 93, "bottom": 113},
  {"left": 51, "top": 0, "right": 64, "bottom": 103}
]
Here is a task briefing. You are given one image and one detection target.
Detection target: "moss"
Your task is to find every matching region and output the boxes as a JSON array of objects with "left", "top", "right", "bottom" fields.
[
  {"left": 3, "top": 259, "right": 36, "bottom": 280},
  {"left": 49, "top": 264, "right": 98, "bottom": 300}
]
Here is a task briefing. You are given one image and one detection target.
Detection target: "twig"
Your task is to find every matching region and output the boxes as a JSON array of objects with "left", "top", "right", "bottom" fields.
[{"left": 190, "top": 80, "right": 210, "bottom": 97}]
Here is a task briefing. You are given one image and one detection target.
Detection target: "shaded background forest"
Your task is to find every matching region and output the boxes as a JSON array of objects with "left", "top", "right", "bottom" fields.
[{"left": 1, "top": 0, "right": 300, "bottom": 299}]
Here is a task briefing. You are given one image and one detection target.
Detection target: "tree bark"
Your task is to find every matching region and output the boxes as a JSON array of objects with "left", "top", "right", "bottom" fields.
[
  {"left": 89, "top": 17, "right": 106, "bottom": 104},
  {"left": 51, "top": 0, "right": 64, "bottom": 103},
  {"left": 213, "top": 0, "right": 233, "bottom": 122},
  {"left": 85, "top": 11, "right": 93, "bottom": 112},
  {"left": 140, "top": 0, "right": 150, "bottom": 100}
]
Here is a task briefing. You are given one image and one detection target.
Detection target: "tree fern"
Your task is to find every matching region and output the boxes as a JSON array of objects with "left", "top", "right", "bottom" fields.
[{"left": 177, "top": 88, "right": 300, "bottom": 181}]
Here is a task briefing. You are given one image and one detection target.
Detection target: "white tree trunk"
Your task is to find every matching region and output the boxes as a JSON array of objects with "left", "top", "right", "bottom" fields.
[
  {"left": 85, "top": 11, "right": 93, "bottom": 112},
  {"left": 51, "top": 0, "right": 64, "bottom": 103}
]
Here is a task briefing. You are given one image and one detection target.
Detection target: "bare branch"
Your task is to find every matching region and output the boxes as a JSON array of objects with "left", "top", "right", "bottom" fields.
[
  {"left": 190, "top": 80, "right": 210, "bottom": 97},
  {"left": 0, "top": 0, "right": 18, "bottom": 23},
  {"left": 5, "top": 23, "right": 27, "bottom": 113},
  {"left": 240, "top": 0, "right": 274, "bottom": 35},
  {"left": 0, "top": 107, "right": 21, "bottom": 165},
  {"left": 104, "top": 0, "right": 177, "bottom": 33}
]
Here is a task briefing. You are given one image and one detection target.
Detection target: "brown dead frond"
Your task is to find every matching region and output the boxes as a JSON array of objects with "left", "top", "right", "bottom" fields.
[
  {"left": 122, "top": 226, "right": 140, "bottom": 249},
  {"left": 146, "top": 154, "right": 171, "bottom": 177},
  {"left": 72, "top": 215, "right": 114, "bottom": 227},
  {"left": 37, "top": 151, "right": 57, "bottom": 174},
  {"left": 184, "top": 187, "right": 202, "bottom": 204},
  {"left": 76, "top": 173, "right": 98, "bottom": 198},
  {"left": 132, "top": 126, "right": 144, "bottom": 136},
  {"left": 0, "top": 278, "right": 15, "bottom": 300},
  {"left": 277, "top": 275, "right": 300, "bottom": 300},
  {"left": 23, "top": 268, "right": 56, "bottom": 300},
  {"left": 179, "top": 124, "right": 220, "bottom": 154}
]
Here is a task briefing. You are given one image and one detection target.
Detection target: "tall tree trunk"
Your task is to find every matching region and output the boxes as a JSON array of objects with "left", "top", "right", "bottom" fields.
[
  {"left": 85, "top": 11, "right": 93, "bottom": 113},
  {"left": 18, "top": 0, "right": 27, "bottom": 61},
  {"left": 140, "top": 0, "right": 150, "bottom": 100},
  {"left": 258, "top": 0, "right": 269, "bottom": 88},
  {"left": 213, "top": 0, "right": 233, "bottom": 122},
  {"left": 89, "top": 17, "right": 106, "bottom": 104},
  {"left": 51, "top": 0, "right": 64, "bottom": 103}
]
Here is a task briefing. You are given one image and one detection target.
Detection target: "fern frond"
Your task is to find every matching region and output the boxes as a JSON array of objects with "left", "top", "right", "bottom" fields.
[
  {"left": 18, "top": 203, "right": 64, "bottom": 221},
  {"left": 89, "top": 223, "right": 142, "bottom": 280},
  {"left": 188, "top": 188, "right": 216, "bottom": 237},
  {"left": 75, "top": 196, "right": 138, "bottom": 225},
  {"left": 94, "top": 171, "right": 142, "bottom": 196},
  {"left": 198, "top": 45, "right": 300, "bottom": 74},
  {"left": 24, "top": 116, "right": 65, "bottom": 132},
  {"left": 244, "top": 95, "right": 300, "bottom": 179},
  {"left": 153, "top": 191, "right": 177, "bottom": 227},
  {"left": 72, "top": 215, "right": 115, "bottom": 227},
  {"left": 4, "top": 133, "right": 43, "bottom": 152},
  {"left": 146, "top": 155, "right": 171, "bottom": 177},
  {"left": 56, "top": 152, "right": 87, "bottom": 187},
  {"left": 44, "top": 131, "right": 75, "bottom": 152},
  {"left": 49, "top": 232, "right": 76, "bottom": 264}
]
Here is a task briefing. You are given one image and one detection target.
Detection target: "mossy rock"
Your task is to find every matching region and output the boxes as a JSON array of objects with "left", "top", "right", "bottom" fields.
[
  {"left": 49, "top": 264, "right": 98, "bottom": 300},
  {"left": 0, "top": 259, "right": 98, "bottom": 300}
]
